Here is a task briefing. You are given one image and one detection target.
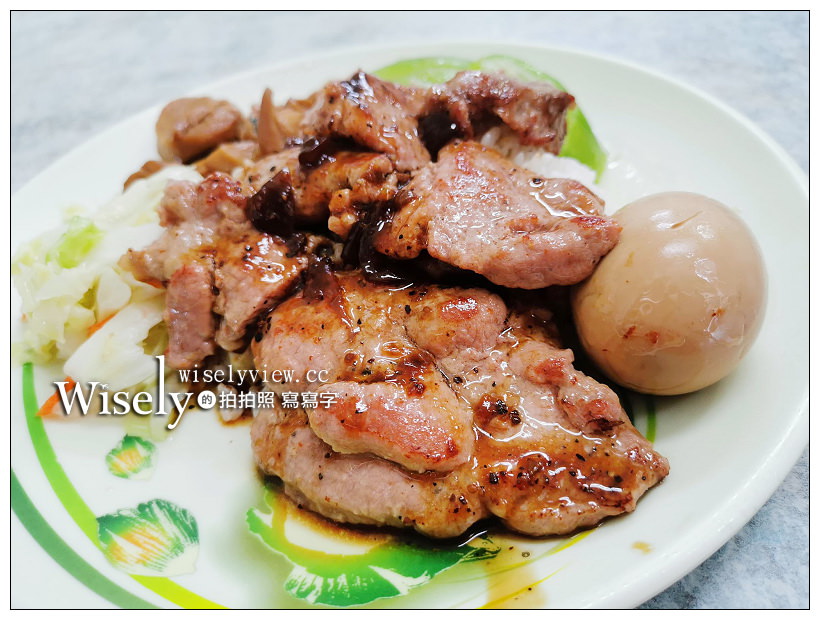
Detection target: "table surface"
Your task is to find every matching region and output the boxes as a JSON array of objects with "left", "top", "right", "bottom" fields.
[{"left": 10, "top": 10, "right": 808, "bottom": 610}]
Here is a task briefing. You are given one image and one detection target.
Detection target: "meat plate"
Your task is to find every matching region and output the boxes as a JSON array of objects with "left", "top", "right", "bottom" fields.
[{"left": 10, "top": 42, "right": 808, "bottom": 609}]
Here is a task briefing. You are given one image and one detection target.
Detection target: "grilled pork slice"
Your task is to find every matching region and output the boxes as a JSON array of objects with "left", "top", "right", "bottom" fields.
[
  {"left": 427, "top": 70, "right": 574, "bottom": 153},
  {"left": 252, "top": 408, "right": 488, "bottom": 537},
  {"left": 301, "top": 72, "right": 431, "bottom": 171},
  {"left": 125, "top": 173, "right": 306, "bottom": 367},
  {"left": 251, "top": 272, "right": 669, "bottom": 538},
  {"left": 410, "top": 298, "right": 666, "bottom": 536},
  {"left": 374, "top": 140, "right": 620, "bottom": 288},
  {"left": 164, "top": 262, "right": 217, "bottom": 370},
  {"left": 212, "top": 230, "right": 306, "bottom": 351},
  {"left": 243, "top": 146, "right": 397, "bottom": 228},
  {"left": 252, "top": 264, "right": 475, "bottom": 473},
  {"left": 300, "top": 70, "right": 575, "bottom": 171}
]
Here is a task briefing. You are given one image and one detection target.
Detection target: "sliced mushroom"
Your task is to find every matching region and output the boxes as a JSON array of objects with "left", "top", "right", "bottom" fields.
[
  {"left": 156, "top": 97, "right": 246, "bottom": 163},
  {"left": 194, "top": 141, "right": 258, "bottom": 176},
  {"left": 123, "top": 160, "right": 167, "bottom": 189},
  {"left": 257, "top": 88, "right": 287, "bottom": 155}
]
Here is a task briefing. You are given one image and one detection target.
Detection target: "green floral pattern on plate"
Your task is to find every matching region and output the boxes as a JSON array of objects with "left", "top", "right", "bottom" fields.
[
  {"left": 106, "top": 434, "right": 156, "bottom": 479},
  {"left": 97, "top": 499, "right": 199, "bottom": 577},
  {"left": 247, "top": 486, "right": 499, "bottom": 607}
]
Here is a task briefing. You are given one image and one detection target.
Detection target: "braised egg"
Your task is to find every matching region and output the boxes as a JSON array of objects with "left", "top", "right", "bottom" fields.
[{"left": 572, "top": 192, "right": 766, "bottom": 395}]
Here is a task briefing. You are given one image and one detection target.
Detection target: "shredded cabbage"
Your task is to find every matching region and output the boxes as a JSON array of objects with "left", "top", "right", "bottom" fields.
[
  {"left": 47, "top": 216, "right": 103, "bottom": 268},
  {"left": 12, "top": 165, "right": 202, "bottom": 366},
  {"left": 64, "top": 298, "right": 165, "bottom": 391}
]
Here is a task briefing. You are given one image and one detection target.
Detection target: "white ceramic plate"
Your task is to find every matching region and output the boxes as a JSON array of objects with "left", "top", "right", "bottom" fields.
[{"left": 11, "top": 43, "right": 808, "bottom": 609}]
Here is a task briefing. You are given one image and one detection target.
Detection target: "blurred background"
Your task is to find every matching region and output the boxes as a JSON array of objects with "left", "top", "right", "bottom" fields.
[{"left": 10, "top": 10, "right": 808, "bottom": 609}]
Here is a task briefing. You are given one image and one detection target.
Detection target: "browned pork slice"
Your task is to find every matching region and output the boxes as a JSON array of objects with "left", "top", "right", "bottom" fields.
[
  {"left": 212, "top": 230, "right": 306, "bottom": 351},
  {"left": 251, "top": 272, "right": 669, "bottom": 538},
  {"left": 300, "top": 70, "right": 575, "bottom": 172},
  {"left": 164, "top": 262, "right": 217, "bottom": 369},
  {"left": 301, "top": 72, "right": 432, "bottom": 171},
  {"left": 125, "top": 173, "right": 307, "bottom": 367},
  {"left": 428, "top": 71, "right": 574, "bottom": 152},
  {"left": 252, "top": 408, "right": 488, "bottom": 537},
  {"left": 373, "top": 140, "right": 621, "bottom": 289},
  {"left": 126, "top": 173, "right": 253, "bottom": 284},
  {"left": 252, "top": 265, "right": 475, "bottom": 473},
  {"left": 243, "top": 146, "right": 397, "bottom": 227},
  {"left": 405, "top": 293, "right": 667, "bottom": 536}
]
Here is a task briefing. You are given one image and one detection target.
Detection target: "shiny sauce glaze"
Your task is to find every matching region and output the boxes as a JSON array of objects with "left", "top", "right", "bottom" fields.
[{"left": 251, "top": 271, "right": 668, "bottom": 537}]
